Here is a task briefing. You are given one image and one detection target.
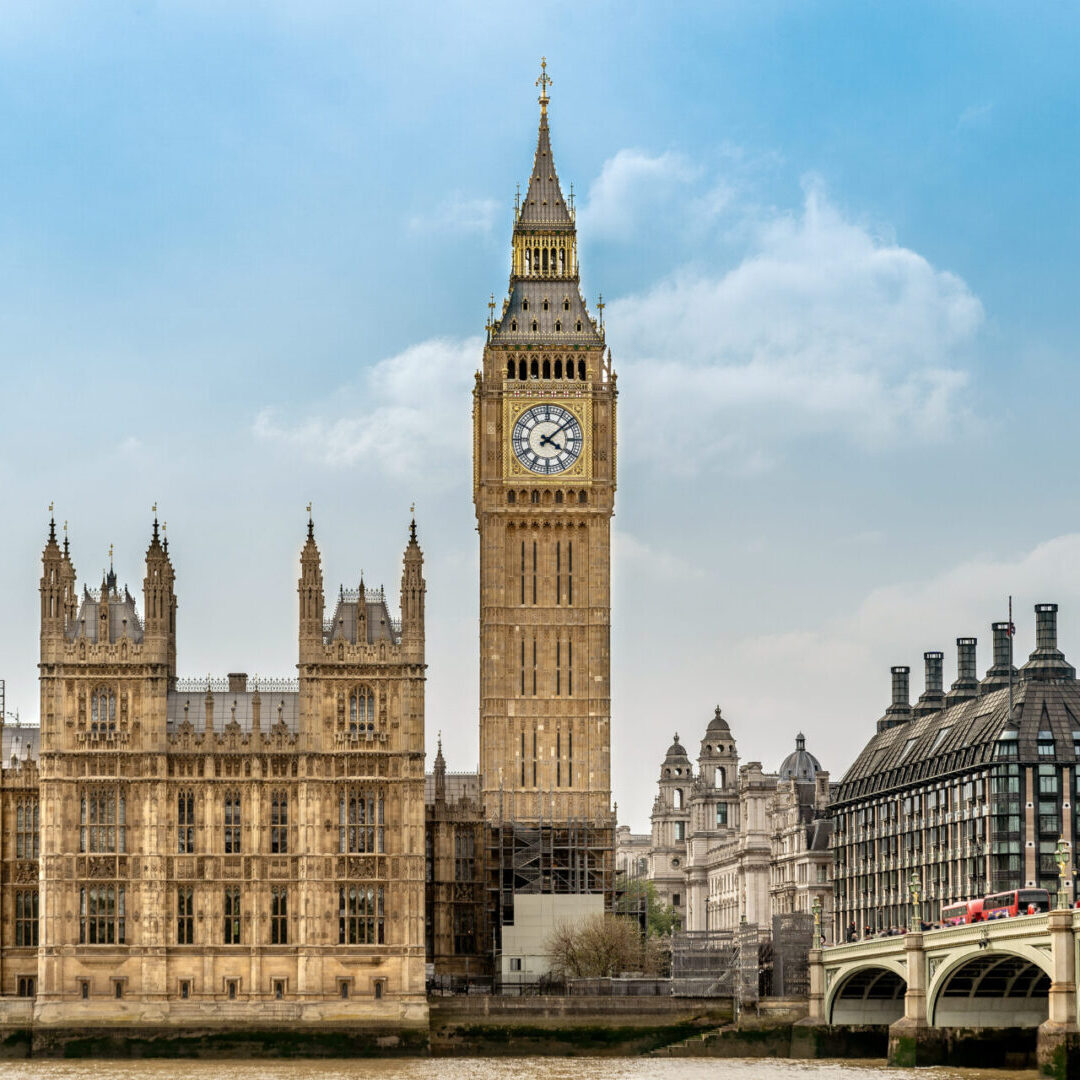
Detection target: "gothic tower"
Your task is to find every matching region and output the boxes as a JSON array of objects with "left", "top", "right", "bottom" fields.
[{"left": 473, "top": 64, "right": 616, "bottom": 837}]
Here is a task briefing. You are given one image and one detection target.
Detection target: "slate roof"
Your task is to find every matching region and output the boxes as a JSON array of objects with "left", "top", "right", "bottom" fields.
[
  {"left": 517, "top": 111, "right": 573, "bottom": 229},
  {"left": 424, "top": 772, "right": 480, "bottom": 806},
  {"left": 2, "top": 723, "right": 39, "bottom": 767},
  {"left": 492, "top": 280, "right": 602, "bottom": 346},
  {"left": 324, "top": 591, "right": 400, "bottom": 646},
  {"left": 834, "top": 678, "right": 1080, "bottom": 804},
  {"left": 166, "top": 690, "right": 299, "bottom": 734},
  {"left": 779, "top": 733, "right": 822, "bottom": 782},
  {"left": 67, "top": 577, "right": 144, "bottom": 644}
]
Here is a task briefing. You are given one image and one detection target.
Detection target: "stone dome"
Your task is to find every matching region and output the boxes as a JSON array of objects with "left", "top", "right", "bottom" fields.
[
  {"left": 705, "top": 705, "right": 730, "bottom": 738},
  {"left": 664, "top": 733, "right": 690, "bottom": 762},
  {"left": 779, "top": 733, "right": 821, "bottom": 782}
]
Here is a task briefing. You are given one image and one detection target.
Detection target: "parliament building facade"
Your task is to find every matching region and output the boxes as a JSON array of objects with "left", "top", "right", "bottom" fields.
[{"left": 0, "top": 69, "right": 616, "bottom": 1027}]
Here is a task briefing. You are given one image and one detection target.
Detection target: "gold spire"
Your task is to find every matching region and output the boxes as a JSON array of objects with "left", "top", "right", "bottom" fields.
[
  {"left": 535, "top": 56, "right": 551, "bottom": 116},
  {"left": 108, "top": 543, "right": 114, "bottom": 567}
]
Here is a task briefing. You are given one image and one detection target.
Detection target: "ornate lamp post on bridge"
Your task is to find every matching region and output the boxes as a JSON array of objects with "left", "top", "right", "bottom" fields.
[
  {"left": 1055, "top": 837, "right": 1072, "bottom": 910},
  {"left": 908, "top": 870, "right": 922, "bottom": 932}
]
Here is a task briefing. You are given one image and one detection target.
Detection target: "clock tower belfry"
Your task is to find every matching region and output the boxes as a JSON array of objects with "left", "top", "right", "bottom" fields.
[{"left": 473, "top": 63, "right": 616, "bottom": 869}]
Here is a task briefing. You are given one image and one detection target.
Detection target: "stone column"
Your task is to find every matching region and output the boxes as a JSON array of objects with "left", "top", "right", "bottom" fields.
[
  {"left": 1038, "top": 909, "right": 1079, "bottom": 1076},
  {"left": 888, "top": 931, "right": 943, "bottom": 1066},
  {"left": 807, "top": 947, "right": 824, "bottom": 1021}
]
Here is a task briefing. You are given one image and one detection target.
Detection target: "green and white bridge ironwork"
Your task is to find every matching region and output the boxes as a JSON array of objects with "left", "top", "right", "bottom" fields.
[{"left": 807, "top": 910, "right": 1080, "bottom": 1069}]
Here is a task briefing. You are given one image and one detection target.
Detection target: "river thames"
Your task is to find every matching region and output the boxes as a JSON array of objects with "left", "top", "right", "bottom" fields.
[{"left": 0, "top": 1060, "right": 1036, "bottom": 1080}]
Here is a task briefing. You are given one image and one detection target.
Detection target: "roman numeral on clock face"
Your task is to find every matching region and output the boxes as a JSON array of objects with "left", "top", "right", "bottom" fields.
[{"left": 511, "top": 405, "right": 583, "bottom": 475}]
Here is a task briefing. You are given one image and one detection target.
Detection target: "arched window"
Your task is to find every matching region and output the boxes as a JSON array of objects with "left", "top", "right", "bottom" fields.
[
  {"left": 554, "top": 358, "right": 563, "bottom": 377},
  {"left": 531, "top": 491, "right": 540, "bottom": 505},
  {"left": 674, "top": 789, "right": 684, "bottom": 809},
  {"left": 177, "top": 790, "right": 194, "bottom": 853},
  {"left": 16, "top": 799, "right": 38, "bottom": 859},
  {"left": 559, "top": 249, "right": 565, "bottom": 274},
  {"left": 507, "top": 490, "right": 516, "bottom": 505},
  {"left": 80, "top": 787, "right": 126, "bottom": 853},
  {"left": 90, "top": 687, "right": 116, "bottom": 735},
  {"left": 348, "top": 686, "right": 375, "bottom": 734},
  {"left": 522, "top": 298, "right": 529, "bottom": 311},
  {"left": 507, "top": 359, "right": 515, "bottom": 378},
  {"left": 564, "top": 298, "right": 570, "bottom": 311},
  {"left": 555, "top": 491, "right": 563, "bottom": 505},
  {"left": 531, "top": 319, "right": 538, "bottom": 333},
  {"left": 524, "top": 249, "right": 531, "bottom": 274},
  {"left": 339, "top": 788, "right": 385, "bottom": 853},
  {"left": 510, "top": 319, "right": 517, "bottom": 332},
  {"left": 533, "top": 247, "right": 540, "bottom": 272},
  {"left": 543, "top": 298, "right": 549, "bottom": 311},
  {"left": 518, "top": 359, "right": 527, "bottom": 380},
  {"left": 554, "top": 320, "right": 561, "bottom": 333},
  {"left": 578, "top": 490, "right": 587, "bottom": 504},
  {"left": 717, "top": 767, "right": 726, "bottom": 788},
  {"left": 575, "top": 319, "right": 582, "bottom": 332},
  {"left": 542, "top": 359, "right": 550, "bottom": 379},
  {"left": 578, "top": 359, "right": 586, "bottom": 379},
  {"left": 550, "top": 247, "right": 557, "bottom": 270},
  {"left": 270, "top": 791, "right": 288, "bottom": 854},
  {"left": 565, "top": 360, "right": 574, "bottom": 380},
  {"left": 530, "top": 359, "right": 539, "bottom": 378},
  {"left": 542, "top": 248, "right": 548, "bottom": 272},
  {"left": 223, "top": 791, "right": 241, "bottom": 854}
]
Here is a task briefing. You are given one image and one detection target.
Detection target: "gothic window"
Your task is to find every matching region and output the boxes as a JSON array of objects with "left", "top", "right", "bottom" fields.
[
  {"left": 90, "top": 686, "right": 116, "bottom": 736},
  {"left": 575, "top": 320, "right": 582, "bottom": 332},
  {"left": 555, "top": 490, "right": 563, "bottom": 505},
  {"left": 177, "top": 886, "right": 194, "bottom": 944},
  {"left": 339, "top": 886, "right": 385, "bottom": 945},
  {"left": 555, "top": 320, "right": 561, "bottom": 333},
  {"left": 223, "top": 887, "right": 241, "bottom": 944},
  {"left": 339, "top": 788, "right": 385, "bottom": 853},
  {"left": 507, "top": 359, "right": 515, "bottom": 378},
  {"left": 524, "top": 248, "right": 531, "bottom": 274},
  {"left": 511, "top": 319, "right": 518, "bottom": 332},
  {"left": 80, "top": 788, "right": 125, "bottom": 853},
  {"left": 454, "top": 831, "right": 475, "bottom": 882},
  {"left": 542, "top": 248, "right": 548, "bottom": 272},
  {"left": 518, "top": 359, "right": 526, "bottom": 379},
  {"left": 348, "top": 686, "right": 375, "bottom": 734},
  {"left": 223, "top": 791, "right": 242, "bottom": 854},
  {"left": 578, "top": 359, "right": 586, "bottom": 379},
  {"left": 531, "top": 490, "right": 540, "bottom": 505},
  {"left": 578, "top": 490, "right": 587, "bottom": 505},
  {"left": 271, "top": 887, "right": 288, "bottom": 945},
  {"left": 177, "top": 790, "right": 195, "bottom": 853},
  {"left": 563, "top": 297, "right": 570, "bottom": 311},
  {"left": 15, "top": 890, "right": 38, "bottom": 946},
  {"left": 559, "top": 249, "right": 565, "bottom": 274},
  {"left": 554, "top": 358, "right": 563, "bottom": 377},
  {"left": 542, "top": 358, "right": 550, "bottom": 378},
  {"left": 16, "top": 799, "right": 38, "bottom": 859},
  {"left": 543, "top": 298, "right": 549, "bottom": 311},
  {"left": 533, "top": 247, "right": 540, "bottom": 272},
  {"left": 531, "top": 320, "right": 538, "bottom": 333},
  {"left": 80, "top": 884, "right": 125, "bottom": 944},
  {"left": 453, "top": 908, "right": 476, "bottom": 955},
  {"left": 530, "top": 359, "right": 539, "bottom": 378},
  {"left": 507, "top": 490, "right": 516, "bottom": 505},
  {"left": 522, "top": 298, "right": 529, "bottom": 311},
  {"left": 270, "top": 791, "right": 288, "bottom": 853}
]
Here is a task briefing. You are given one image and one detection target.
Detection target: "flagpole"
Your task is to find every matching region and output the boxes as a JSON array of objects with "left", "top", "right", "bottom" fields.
[{"left": 1008, "top": 594, "right": 1014, "bottom": 725}]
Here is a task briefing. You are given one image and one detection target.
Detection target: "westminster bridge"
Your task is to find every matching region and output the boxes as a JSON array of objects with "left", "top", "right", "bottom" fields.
[{"left": 804, "top": 909, "right": 1080, "bottom": 1071}]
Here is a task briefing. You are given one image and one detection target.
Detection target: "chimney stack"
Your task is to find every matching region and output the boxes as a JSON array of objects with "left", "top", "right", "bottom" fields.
[
  {"left": 877, "top": 665, "right": 913, "bottom": 732},
  {"left": 980, "top": 622, "right": 1017, "bottom": 692},
  {"left": 1020, "top": 602, "right": 1076, "bottom": 683},
  {"left": 227, "top": 672, "right": 247, "bottom": 694},
  {"left": 914, "top": 651, "right": 945, "bottom": 716},
  {"left": 946, "top": 637, "right": 980, "bottom": 705}
]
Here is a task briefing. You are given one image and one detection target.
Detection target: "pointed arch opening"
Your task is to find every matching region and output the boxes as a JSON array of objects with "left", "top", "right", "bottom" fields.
[
  {"left": 507, "top": 359, "right": 515, "bottom": 378},
  {"left": 578, "top": 359, "right": 586, "bottom": 380},
  {"left": 542, "top": 359, "right": 550, "bottom": 379},
  {"left": 518, "top": 359, "right": 527, "bottom": 380},
  {"left": 530, "top": 358, "right": 539, "bottom": 378},
  {"left": 554, "top": 358, "right": 563, "bottom": 378}
]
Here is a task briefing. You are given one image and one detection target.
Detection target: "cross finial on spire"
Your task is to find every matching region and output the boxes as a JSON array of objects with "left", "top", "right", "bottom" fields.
[
  {"left": 597, "top": 293, "right": 605, "bottom": 330},
  {"left": 536, "top": 57, "right": 551, "bottom": 115},
  {"left": 108, "top": 543, "right": 114, "bottom": 568}
]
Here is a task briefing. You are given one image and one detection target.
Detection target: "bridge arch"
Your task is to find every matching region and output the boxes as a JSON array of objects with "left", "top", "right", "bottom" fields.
[
  {"left": 826, "top": 962, "right": 908, "bottom": 1026},
  {"left": 928, "top": 947, "right": 1051, "bottom": 1028}
]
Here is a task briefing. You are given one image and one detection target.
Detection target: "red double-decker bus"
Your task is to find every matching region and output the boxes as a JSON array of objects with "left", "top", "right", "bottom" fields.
[
  {"left": 982, "top": 889, "right": 1050, "bottom": 920},
  {"left": 941, "top": 898, "right": 984, "bottom": 926}
]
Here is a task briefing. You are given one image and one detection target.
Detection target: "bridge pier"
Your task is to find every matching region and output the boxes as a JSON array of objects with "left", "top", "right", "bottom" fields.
[
  {"left": 888, "top": 930, "right": 946, "bottom": 1066},
  {"left": 1037, "top": 909, "right": 1079, "bottom": 1078}
]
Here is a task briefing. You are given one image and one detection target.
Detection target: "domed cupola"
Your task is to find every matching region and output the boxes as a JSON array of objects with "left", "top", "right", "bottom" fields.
[
  {"left": 661, "top": 733, "right": 691, "bottom": 777},
  {"left": 779, "top": 732, "right": 821, "bottom": 782},
  {"left": 698, "top": 706, "right": 738, "bottom": 788}
]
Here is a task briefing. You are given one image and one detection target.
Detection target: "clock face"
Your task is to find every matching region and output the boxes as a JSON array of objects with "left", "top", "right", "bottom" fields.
[{"left": 511, "top": 404, "right": 583, "bottom": 475}]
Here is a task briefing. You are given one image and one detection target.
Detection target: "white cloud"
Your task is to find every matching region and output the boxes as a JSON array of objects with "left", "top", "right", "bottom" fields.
[
  {"left": 253, "top": 336, "right": 480, "bottom": 480},
  {"left": 608, "top": 179, "right": 983, "bottom": 474},
  {"left": 579, "top": 149, "right": 700, "bottom": 239},
  {"left": 407, "top": 194, "right": 500, "bottom": 235}
]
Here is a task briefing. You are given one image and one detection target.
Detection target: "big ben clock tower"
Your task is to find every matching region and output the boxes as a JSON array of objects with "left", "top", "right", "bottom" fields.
[{"left": 474, "top": 62, "right": 615, "bottom": 888}]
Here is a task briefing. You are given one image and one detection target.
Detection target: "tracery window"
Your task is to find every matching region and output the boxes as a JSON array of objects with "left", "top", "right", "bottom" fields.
[
  {"left": 453, "top": 908, "right": 476, "bottom": 955},
  {"left": 90, "top": 686, "right": 116, "bottom": 735},
  {"left": 177, "top": 790, "right": 194, "bottom": 853},
  {"left": 80, "top": 788, "right": 125, "bottom": 853},
  {"left": 223, "top": 791, "right": 242, "bottom": 854},
  {"left": 80, "top": 884, "right": 125, "bottom": 944},
  {"left": 338, "top": 885, "right": 384, "bottom": 945},
  {"left": 454, "top": 832, "right": 475, "bottom": 882},
  {"left": 223, "top": 887, "right": 241, "bottom": 944},
  {"left": 339, "top": 788, "right": 385, "bottom": 853},
  {"left": 16, "top": 799, "right": 39, "bottom": 859},
  {"left": 177, "top": 886, "right": 194, "bottom": 944},
  {"left": 270, "top": 790, "right": 288, "bottom": 854},
  {"left": 348, "top": 686, "right": 375, "bottom": 734},
  {"left": 271, "top": 887, "right": 288, "bottom": 944},
  {"left": 15, "top": 890, "right": 38, "bottom": 946}
]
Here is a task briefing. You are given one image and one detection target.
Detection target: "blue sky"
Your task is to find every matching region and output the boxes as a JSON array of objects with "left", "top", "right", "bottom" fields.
[{"left": 3, "top": 2, "right": 1080, "bottom": 828}]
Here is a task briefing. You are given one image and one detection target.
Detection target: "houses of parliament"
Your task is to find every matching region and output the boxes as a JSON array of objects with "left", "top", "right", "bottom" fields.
[{"left": 0, "top": 65, "right": 616, "bottom": 1031}]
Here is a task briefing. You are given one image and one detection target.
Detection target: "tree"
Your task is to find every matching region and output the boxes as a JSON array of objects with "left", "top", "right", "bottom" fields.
[
  {"left": 617, "top": 878, "right": 679, "bottom": 937},
  {"left": 546, "top": 912, "right": 666, "bottom": 978}
]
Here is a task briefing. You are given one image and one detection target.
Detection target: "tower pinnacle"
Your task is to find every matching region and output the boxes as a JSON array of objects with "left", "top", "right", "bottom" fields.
[{"left": 536, "top": 56, "right": 551, "bottom": 116}]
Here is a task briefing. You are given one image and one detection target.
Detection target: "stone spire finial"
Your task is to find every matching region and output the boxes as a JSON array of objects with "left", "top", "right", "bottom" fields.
[{"left": 535, "top": 56, "right": 552, "bottom": 116}]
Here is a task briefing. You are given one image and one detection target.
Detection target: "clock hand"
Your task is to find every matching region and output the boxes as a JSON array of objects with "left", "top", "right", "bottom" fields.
[{"left": 539, "top": 432, "right": 564, "bottom": 451}]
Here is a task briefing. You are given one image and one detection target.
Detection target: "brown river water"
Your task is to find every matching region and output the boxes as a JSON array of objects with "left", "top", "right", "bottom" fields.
[{"left": 0, "top": 1061, "right": 1037, "bottom": 1080}]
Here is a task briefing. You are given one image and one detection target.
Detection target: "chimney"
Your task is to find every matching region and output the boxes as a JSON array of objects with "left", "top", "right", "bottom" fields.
[
  {"left": 946, "top": 637, "right": 980, "bottom": 705},
  {"left": 228, "top": 672, "right": 247, "bottom": 693},
  {"left": 914, "top": 651, "right": 945, "bottom": 716},
  {"left": 1020, "top": 602, "right": 1076, "bottom": 683},
  {"left": 877, "top": 665, "right": 912, "bottom": 732},
  {"left": 980, "top": 622, "right": 1017, "bottom": 692}
]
